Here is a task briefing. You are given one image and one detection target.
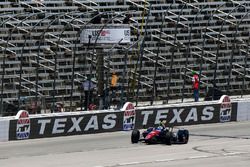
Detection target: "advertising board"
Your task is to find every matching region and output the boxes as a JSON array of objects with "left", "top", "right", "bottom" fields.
[
  {"left": 80, "top": 24, "right": 130, "bottom": 44},
  {"left": 8, "top": 101, "right": 238, "bottom": 141}
]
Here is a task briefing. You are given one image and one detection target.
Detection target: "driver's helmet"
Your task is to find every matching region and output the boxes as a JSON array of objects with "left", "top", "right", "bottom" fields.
[{"left": 156, "top": 126, "right": 163, "bottom": 130}]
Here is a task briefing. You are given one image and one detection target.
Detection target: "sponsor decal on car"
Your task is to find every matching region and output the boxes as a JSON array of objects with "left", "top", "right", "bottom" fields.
[
  {"left": 121, "top": 102, "right": 136, "bottom": 131},
  {"left": 219, "top": 95, "right": 232, "bottom": 122},
  {"left": 15, "top": 110, "right": 30, "bottom": 140}
]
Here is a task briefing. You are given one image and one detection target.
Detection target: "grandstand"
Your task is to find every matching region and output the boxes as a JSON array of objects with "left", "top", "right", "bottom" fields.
[{"left": 0, "top": 0, "right": 250, "bottom": 115}]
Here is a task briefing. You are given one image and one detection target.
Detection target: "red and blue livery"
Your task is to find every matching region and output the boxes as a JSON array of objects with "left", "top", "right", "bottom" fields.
[{"left": 131, "top": 126, "right": 189, "bottom": 145}]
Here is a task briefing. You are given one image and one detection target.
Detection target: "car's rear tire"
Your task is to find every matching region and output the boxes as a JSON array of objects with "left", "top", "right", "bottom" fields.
[
  {"left": 131, "top": 129, "right": 140, "bottom": 143},
  {"left": 165, "top": 132, "right": 173, "bottom": 145},
  {"left": 183, "top": 130, "right": 189, "bottom": 144},
  {"left": 178, "top": 129, "right": 189, "bottom": 144}
]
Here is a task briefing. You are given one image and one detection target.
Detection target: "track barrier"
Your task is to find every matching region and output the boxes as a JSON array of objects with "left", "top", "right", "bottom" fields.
[{"left": 1, "top": 95, "right": 249, "bottom": 141}]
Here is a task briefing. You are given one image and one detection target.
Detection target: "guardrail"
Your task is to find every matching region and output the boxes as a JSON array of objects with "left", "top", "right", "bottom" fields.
[{"left": 1, "top": 95, "right": 249, "bottom": 142}]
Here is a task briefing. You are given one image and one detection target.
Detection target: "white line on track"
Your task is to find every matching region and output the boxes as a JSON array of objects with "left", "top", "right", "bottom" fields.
[
  {"left": 89, "top": 150, "right": 250, "bottom": 167},
  {"left": 188, "top": 155, "right": 209, "bottom": 159},
  {"left": 223, "top": 152, "right": 247, "bottom": 156},
  {"left": 155, "top": 158, "right": 175, "bottom": 162},
  {"left": 118, "top": 162, "right": 142, "bottom": 166}
]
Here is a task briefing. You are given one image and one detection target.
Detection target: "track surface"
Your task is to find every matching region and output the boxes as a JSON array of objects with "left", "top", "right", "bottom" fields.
[{"left": 1, "top": 121, "right": 250, "bottom": 167}]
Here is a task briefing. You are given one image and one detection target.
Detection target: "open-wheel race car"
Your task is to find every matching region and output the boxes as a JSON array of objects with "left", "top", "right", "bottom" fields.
[{"left": 131, "top": 125, "right": 189, "bottom": 145}]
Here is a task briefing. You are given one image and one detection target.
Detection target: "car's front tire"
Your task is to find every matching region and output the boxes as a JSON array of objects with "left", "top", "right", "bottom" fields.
[
  {"left": 165, "top": 132, "right": 173, "bottom": 145},
  {"left": 131, "top": 129, "right": 140, "bottom": 143}
]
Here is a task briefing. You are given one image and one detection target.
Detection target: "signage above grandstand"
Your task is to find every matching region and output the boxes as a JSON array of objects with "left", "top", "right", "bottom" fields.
[{"left": 80, "top": 24, "right": 130, "bottom": 44}]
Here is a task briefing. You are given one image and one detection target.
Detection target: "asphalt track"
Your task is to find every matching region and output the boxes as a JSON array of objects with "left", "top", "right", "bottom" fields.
[{"left": 0, "top": 121, "right": 250, "bottom": 167}]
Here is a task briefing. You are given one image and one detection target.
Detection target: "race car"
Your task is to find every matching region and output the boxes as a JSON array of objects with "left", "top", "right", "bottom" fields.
[{"left": 131, "top": 126, "right": 189, "bottom": 145}]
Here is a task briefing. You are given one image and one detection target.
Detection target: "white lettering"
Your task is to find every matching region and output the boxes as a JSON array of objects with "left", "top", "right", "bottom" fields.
[
  {"left": 102, "top": 114, "right": 116, "bottom": 129},
  {"left": 155, "top": 110, "right": 168, "bottom": 124},
  {"left": 170, "top": 108, "right": 184, "bottom": 123},
  {"left": 185, "top": 108, "right": 198, "bottom": 122},
  {"left": 85, "top": 116, "right": 98, "bottom": 131},
  {"left": 201, "top": 106, "right": 214, "bottom": 121},
  {"left": 52, "top": 118, "right": 67, "bottom": 134},
  {"left": 68, "top": 117, "right": 84, "bottom": 133},
  {"left": 38, "top": 119, "right": 51, "bottom": 135},
  {"left": 141, "top": 111, "right": 154, "bottom": 125}
]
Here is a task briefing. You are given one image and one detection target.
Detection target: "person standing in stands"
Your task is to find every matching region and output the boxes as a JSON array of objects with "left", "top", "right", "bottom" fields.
[
  {"left": 82, "top": 76, "right": 96, "bottom": 110},
  {"left": 110, "top": 71, "right": 119, "bottom": 105},
  {"left": 192, "top": 71, "right": 199, "bottom": 102}
]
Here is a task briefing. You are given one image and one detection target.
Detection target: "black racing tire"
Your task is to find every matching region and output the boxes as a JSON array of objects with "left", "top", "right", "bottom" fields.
[
  {"left": 177, "top": 130, "right": 185, "bottom": 142},
  {"left": 131, "top": 129, "right": 140, "bottom": 143},
  {"left": 165, "top": 132, "right": 173, "bottom": 145},
  {"left": 183, "top": 129, "right": 189, "bottom": 144},
  {"left": 177, "top": 129, "right": 189, "bottom": 144}
]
